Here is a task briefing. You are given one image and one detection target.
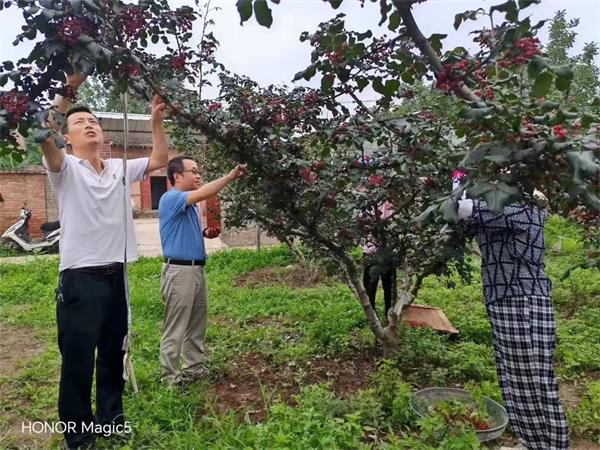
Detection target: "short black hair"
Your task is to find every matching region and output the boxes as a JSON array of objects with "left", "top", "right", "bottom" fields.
[
  {"left": 62, "top": 105, "right": 96, "bottom": 133},
  {"left": 167, "top": 155, "right": 196, "bottom": 185}
]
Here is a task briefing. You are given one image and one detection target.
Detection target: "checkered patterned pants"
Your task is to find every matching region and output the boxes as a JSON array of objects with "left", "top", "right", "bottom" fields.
[{"left": 486, "top": 296, "right": 570, "bottom": 450}]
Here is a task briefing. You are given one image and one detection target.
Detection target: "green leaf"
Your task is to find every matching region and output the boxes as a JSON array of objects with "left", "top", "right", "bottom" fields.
[
  {"left": 566, "top": 151, "right": 599, "bottom": 184},
  {"left": 540, "top": 100, "right": 559, "bottom": 111},
  {"left": 551, "top": 64, "right": 574, "bottom": 78},
  {"left": 527, "top": 55, "right": 547, "bottom": 79},
  {"left": 581, "top": 113, "right": 597, "bottom": 128},
  {"left": 254, "top": 0, "right": 273, "bottom": 28},
  {"left": 441, "top": 198, "right": 459, "bottom": 224},
  {"left": 328, "top": 0, "right": 343, "bottom": 8},
  {"left": 461, "top": 143, "right": 491, "bottom": 165},
  {"left": 555, "top": 76, "right": 571, "bottom": 92},
  {"left": 356, "top": 77, "right": 369, "bottom": 91},
  {"left": 82, "top": 0, "right": 100, "bottom": 13},
  {"left": 518, "top": 0, "right": 539, "bottom": 9},
  {"left": 32, "top": 128, "right": 52, "bottom": 144},
  {"left": 583, "top": 191, "right": 600, "bottom": 211},
  {"left": 372, "top": 78, "right": 386, "bottom": 96},
  {"left": 551, "top": 65, "right": 574, "bottom": 92},
  {"left": 378, "top": 0, "right": 392, "bottom": 27},
  {"left": 468, "top": 181, "right": 493, "bottom": 197},
  {"left": 460, "top": 106, "right": 494, "bottom": 120},
  {"left": 453, "top": 9, "right": 483, "bottom": 30},
  {"left": 483, "top": 144, "right": 514, "bottom": 163},
  {"left": 321, "top": 74, "right": 334, "bottom": 92},
  {"left": 388, "top": 11, "right": 400, "bottom": 31},
  {"left": 293, "top": 64, "right": 317, "bottom": 82},
  {"left": 357, "top": 30, "right": 372, "bottom": 41},
  {"left": 490, "top": 1, "right": 518, "bottom": 22},
  {"left": 428, "top": 34, "right": 447, "bottom": 55},
  {"left": 236, "top": 0, "right": 253, "bottom": 24},
  {"left": 416, "top": 204, "right": 438, "bottom": 224},
  {"left": 453, "top": 13, "right": 464, "bottom": 30},
  {"left": 400, "top": 70, "right": 414, "bottom": 84},
  {"left": 484, "top": 183, "right": 519, "bottom": 213},
  {"left": 531, "top": 71, "right": 553, "bottom": 98}
]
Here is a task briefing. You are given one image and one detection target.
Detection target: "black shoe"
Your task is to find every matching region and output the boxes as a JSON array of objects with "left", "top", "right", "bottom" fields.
[{"left": 63, "top": 437, "right": 96, "bottom": 450}]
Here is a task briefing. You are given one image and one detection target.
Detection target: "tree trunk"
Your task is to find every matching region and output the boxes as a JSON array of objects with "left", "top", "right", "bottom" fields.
[
  {"left": 382, "top": 288, "right": 415, "bottom": 356},
  {"left": 340, "top": 257, "right": 387, "bottom": 343}
]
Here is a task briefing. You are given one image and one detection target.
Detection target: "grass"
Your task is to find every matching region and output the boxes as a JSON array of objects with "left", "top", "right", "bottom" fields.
[{"left": 0, "top": 216, "right": 599, "bottom": 449}]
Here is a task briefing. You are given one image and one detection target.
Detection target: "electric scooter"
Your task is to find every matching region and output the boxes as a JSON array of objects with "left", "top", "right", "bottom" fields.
[{"left": 1, "top": 207, "right": 60, "bottom": 252}]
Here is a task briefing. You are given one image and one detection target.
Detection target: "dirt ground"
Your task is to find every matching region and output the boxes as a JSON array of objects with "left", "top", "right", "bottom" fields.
[
  {"left": 234, "top": 264, "right": 333, "bottom": 289},
  {"left": 209, "top": 351, "right": 380, "bottom": 422}
]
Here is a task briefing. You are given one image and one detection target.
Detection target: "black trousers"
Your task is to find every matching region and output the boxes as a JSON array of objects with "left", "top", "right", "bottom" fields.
[
  {"left": 56, "top": 263, "right": 127, "bottom": 447},
  {"left": 363, "top": 262, "right": 395, "bottom": 316}
]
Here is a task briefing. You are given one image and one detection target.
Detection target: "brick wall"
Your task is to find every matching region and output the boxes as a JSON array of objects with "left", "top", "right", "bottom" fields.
[
  {"left": 45, "top": 175, "right": 59, "bottom": 221},
  {"left": 0, "top": 170, "right": 48, "bottom": 238}
]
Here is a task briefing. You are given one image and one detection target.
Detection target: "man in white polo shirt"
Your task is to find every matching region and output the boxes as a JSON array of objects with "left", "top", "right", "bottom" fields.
[{"left": 40, "top": 74, "right": 168, "bottom": 450}]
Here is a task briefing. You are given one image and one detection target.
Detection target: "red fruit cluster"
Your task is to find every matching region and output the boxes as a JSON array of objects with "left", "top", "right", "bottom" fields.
[
  {"left": 312, "top": 160, "right": 326, "bottom": 171},
  {"left": 208, "top": 102, "right": 221, "bottom": 112},
  {"left": 0, "top": 90, "right": 29, "bottom": 122},
  {"left": 61, "top": 84, "right": 77, "bottom": 102},
  {"left": 520, "top": 119, "right": 536, "bottom": 139},
  {"left": 327, "top": 44, "right": 347, "bottom": 66},
  {"left": 368, "top": 174, "right": 384, "bottom": 187},
  {"left": 371, "top": 38, "right": 392, "bottom": 64},
  {"left": 303, "top": 91, "right": 318, "bottom": 106},
  {"left": 500, "top": 37, "right": 540, "bottom": 67},
  {"left": 553, "top": 124, "right": 568, "bottom": 140},
  {"left": 424, "top": 176, "right": 437, "bottom": 189},
  {"left": 122, "top": 63, "right": 140, "bottom": 77},
  {"left": 58, "top": 17, "right": 92, "bottom": 45},
  {"left": 274, "top": 112, "right": 290, "bottom": 126},
  {"left": 122, "top": 7, "right": 147, "bottom": 41},
  {"left": 201, "top": 40, "right": 217, "bottom": 61},
  {"left": 169, "top": 54, "right": 186, "bottom": 71},
  {"left": 174, "top": 12, "right": 193, "bottom": 32},
  {"left": 298, "top": 167, "right": 317, "bottom": 185},
  {"left": 474, "top": 87, "right": 494, "bottom": 100},
  {"left": 323, "top": 193, "right": 336, "bottom": 209},
  {"left": 435, "top": 60, "right": 469, "bottom": 92}
]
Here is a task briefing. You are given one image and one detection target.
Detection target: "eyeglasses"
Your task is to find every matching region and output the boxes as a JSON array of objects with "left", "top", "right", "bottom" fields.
[{"left": 181, "top": 169, "right": 200, "bottom": 176}]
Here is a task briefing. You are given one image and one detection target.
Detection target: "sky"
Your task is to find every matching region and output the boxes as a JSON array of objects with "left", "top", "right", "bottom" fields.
[{"left": 0, "top": 0, "right": 598, "bottom": 102}]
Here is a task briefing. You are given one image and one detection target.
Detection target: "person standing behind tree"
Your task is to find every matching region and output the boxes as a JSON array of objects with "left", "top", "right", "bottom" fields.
[
  {"left": 362, "top": 200, "right": 396, "bottom": 318},
  {"left": 158, "top": 156, "right": 246, "bottom": 387}
]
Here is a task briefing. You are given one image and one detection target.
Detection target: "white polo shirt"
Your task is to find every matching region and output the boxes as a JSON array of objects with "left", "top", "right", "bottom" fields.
[{"left": 43, "top": 153, "right": 149, "bottom": 271}]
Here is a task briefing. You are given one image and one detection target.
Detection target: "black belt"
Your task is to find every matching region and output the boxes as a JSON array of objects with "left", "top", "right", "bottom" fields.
[
  {"left": 66, "top": 262, "right": 123, "bottom": 275},
  {"left": 164, "top": 258, "right": 206, "bottom": 266}
]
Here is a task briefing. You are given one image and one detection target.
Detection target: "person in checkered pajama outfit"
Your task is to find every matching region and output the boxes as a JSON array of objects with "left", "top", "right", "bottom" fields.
[{"left": 453, "top": 173, "right": 570, "bottom": 450}]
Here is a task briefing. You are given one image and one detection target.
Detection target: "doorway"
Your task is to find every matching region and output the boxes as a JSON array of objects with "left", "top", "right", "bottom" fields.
[{"left": 151, "top": 176, "right": 167, "bottom": 210}]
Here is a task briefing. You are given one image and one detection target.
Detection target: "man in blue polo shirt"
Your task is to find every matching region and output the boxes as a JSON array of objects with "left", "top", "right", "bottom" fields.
[{"left": 158, "top": 155, "right": 246, "bottom": 386}]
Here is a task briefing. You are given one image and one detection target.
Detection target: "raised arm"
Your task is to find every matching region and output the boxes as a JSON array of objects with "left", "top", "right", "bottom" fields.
[
  {"left": 41, "top": 72, "right": 87, "bottom": 172},
  {"left": 146, "top": 95, "right": 168, "bottom": 173},
  {"left": 186, "top": 164, "right": 247, "bottom": 206}
]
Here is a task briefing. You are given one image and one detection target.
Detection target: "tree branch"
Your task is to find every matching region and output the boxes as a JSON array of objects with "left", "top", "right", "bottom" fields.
[{"left": 394, "top": 1, "right": 481, "bottom": 103}]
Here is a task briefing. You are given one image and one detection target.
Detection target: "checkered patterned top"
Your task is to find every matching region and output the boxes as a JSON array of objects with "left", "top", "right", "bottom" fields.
[{"left": 470, "top": 201, "right": 552, "bottom": 304}]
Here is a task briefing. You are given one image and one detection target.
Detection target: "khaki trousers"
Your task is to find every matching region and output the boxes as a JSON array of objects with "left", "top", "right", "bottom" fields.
[{"left": 159, "top": 263, "right": 208, "bottom": 383}]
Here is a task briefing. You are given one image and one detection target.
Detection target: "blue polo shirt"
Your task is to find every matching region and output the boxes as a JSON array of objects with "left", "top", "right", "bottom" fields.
[{"left": 159, "top": 188, "right": 206, "bottom": 261}]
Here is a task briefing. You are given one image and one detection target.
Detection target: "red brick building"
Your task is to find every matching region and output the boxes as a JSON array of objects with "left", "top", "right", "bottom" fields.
[{"left": 0, "top": 112, "right": 221, "bottom": 237}]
